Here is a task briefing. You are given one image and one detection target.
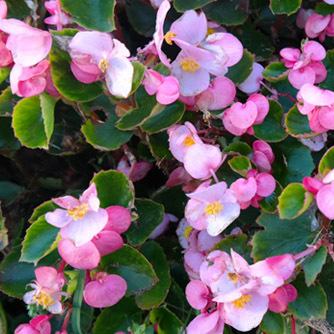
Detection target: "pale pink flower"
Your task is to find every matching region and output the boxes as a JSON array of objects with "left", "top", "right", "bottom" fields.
[
  {"left": 117, "top": 156, "right": 153, "bottom": 182},
  {"left": 185, "top": 181, "right": 240, "bottom": 236},
  {"left": 316, "top": 169, "right": 334, "bottom": 219},
  {"left": 268, "top": 283, "right": 297, "bottom": 313},
  {"left": 296, "top": 9, "right": 315, "bottom": 29},
  {"left": 44, "top": 0, "right": 71, "bottom": 31},
  {"left": 251, "top": 140, "right": 275, "bottom": 173},
  {"left": 23, "top": 267, "right": 67, "bottom": 314},
  {"left": 0, "top": 0, "right": 7, "bottom": 19},
  {"left": 69, "top": 31, "right": 134, "bottom": 98},
  {"left": 45, "top": 183, "right": 108, "bottom": 247},
  {"left": 0, "top": 33, "right": 12, "bottom": 67},
  {"left": 165, "top": 166, "right": 193, "bottom": 188},
  {"left": 187, "top": 310, "right": 225, "bottom": 334},
  {"left": 238, "top": 62, "right": 264, "bottom": 94},
  {"left": 15, "top": 315, "right": 51, "bottom": 334},
  {"left": 150, "top": 0, "right": 171, "bottom": 9},
  {"left": 84, "top": 272, "right": 127, "bottom": 308},
  {"left": 305, "top": 13, "right": 334, "bottom": 42}
]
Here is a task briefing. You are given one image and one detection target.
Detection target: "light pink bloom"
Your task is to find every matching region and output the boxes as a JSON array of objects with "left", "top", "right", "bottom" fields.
[
  {"left": 296, "top": 9, "right": 315, "bottom": 29},
  {"left": 69, "top": 31, "right": 134, "bottom": 98},
  {"left": 148, "top": 213, "right": 178, "bottom": 239},
  {"left": 238, "top": 62, "right": 264, "bottom": 94},
  {"left": 268, "top": 283, "right": 297, "bottom": 313},
  {"left": 15, "top": 315, "right": 51, "bottom": 334},
  {"left": 117, "top": 156, "right": 153, "bottom": 182},
  {"left": 187, "top": 310, "right": 225, "bottom": 334},
  {"left": 305, "top": 13, "right": 334, "bottom": 42},
  {"left": 142, "top": 69, "right": 180, "bottom": 105},
  {"left": 44, "top": 0, "right": 71, "bottom": 31},
  {"left": 0, "top": 0, "right": 7, "bottom": 19},
  {"left": 84, "top": 272, "right": 127, "bottom": 308},
  {"left": 185, "top": 181, "right": 240, "bottom": 236},
  {"left": 0, "top": 34, "right": 12, "bottom": 67},
  {"left": 165, "top": 166, "right": 193, "bottom": 188},
  {"left": 23, "top": 267, "right": 67, "bottom": 314},
  {"left": 316, "top": 169, "right": 334, "bottom": 219},
  {"left": 45, "top": 183, "right": 108, "bottom": 247},
  {"left": 150, "top": 0, "right": 171, "bottom": 8},
  {"left": 0, "top": 19, "right": 52, "bottom": 67}
]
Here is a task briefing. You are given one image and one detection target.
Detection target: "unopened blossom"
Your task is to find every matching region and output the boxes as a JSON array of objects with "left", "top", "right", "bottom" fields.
[
  {"left": 305, "top": 13, "right": 334, "bottom": 42},
  {"left": 268, "top": 283, "right": 297, "bottom": 313},
  {"left": 238, "top": 62, "right": 264, "bottom": 94},
  {"left": 117, "top": 156, "right": 153, "bottom": 182},
  {"left": 185, "top": 181, "right": 240, "bottom": 236},
  {"left": 69, "top": 31, "right": 134, "bottom": 98},
  {"left": 15, "top": 315, "right": 51, "bottom": 334},
  {"left": 45, "top": 183, "right": 108, "bottom": 247},
  {"left": 23, "top": 267, "right": 67, "bottom": 314},
  {"left": 44, "top": 0, "right": 71, "bottom": 31},
  {"left": 83, "top": 271, "right": 127, "bottom": 308},
  {"left": 251, "top": 140, "right": 275, "bottom": 173}
]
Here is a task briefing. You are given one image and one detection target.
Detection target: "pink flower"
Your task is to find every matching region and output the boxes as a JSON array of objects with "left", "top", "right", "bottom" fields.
[
  {"left": 296, "top": 9, "right": 315, "bottom": 29},
  {"left": 238, "top": 62, "right": 264, "bottom": 94},
  {"left": 69, "top": 31, "right": 134, "bottom": 98},
  {"left": 315, "top": 169, "right": 334, "bottom": 219},
  {"left": 148, "top": 213, "right": 178, "bottom": 239},
  {"left": 15, "top": 315, "right": 51, "bottom": 334},
  {"left": 187, "top": 310, "right": 225, "bottom": 334},
  {"left": 44, "top": 0, "right": 71, "bottom": 31},
  {"left": 117, "top": 156, "right": 153, "bottom": 182},
  {"left": 83, "top": 272, "right": 127, "bottom": 308},
  {"left": 0, "top": 33, "right": 12, "bottom": 67},
  {"left": 268, "top": 284, "right": 297, "bottom": 313},
  {"left": 252, "top": 140, "right": 275, "bottom": 173},
  {"left": 305, "top": 13, "right": 334, "bottom": 42},
  {"left": 45, "top": 183, "right": 108, "bottom": 247},
  {"left": 185, "top": 181, "right": 240, "bottom": 236},
  {"left": 23, "top": 266, "right": 67, "bottom": 313},
  {"left": 142, "top": 69, "right": 180, "bottom": 105}
]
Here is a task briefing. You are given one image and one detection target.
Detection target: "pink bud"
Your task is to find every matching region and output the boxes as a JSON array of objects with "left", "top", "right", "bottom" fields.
[{"left": 268, "top": 284, "right": 297, "bottom": 313}]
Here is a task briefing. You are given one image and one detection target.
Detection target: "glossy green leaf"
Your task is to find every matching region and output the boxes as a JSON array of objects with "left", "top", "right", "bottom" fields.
[
  {"left": 259, "top": 181, "right": 282, "bottom": 213},
  {"left": 319, "top": 50, "right": 334, "bottom": 91},
  {"left": 0, "top": 87, "right": 20, "bottom": 116},
  {"left": 125, "top": 199, "right": 164, "bottom": 247},
  {"left": 60, "top": 0, "right": 115, "bottom": 32},
  {"left": 316, "top": 3, "right": 334, "bottom": 16},
  {"left": 0, "top": 67, "right": 10, "bottom": 85},
  {"left": 0, "top": 117, "right": 20, "bottom": 149},
  {"left": 278, "top": 183, "right": 313, "bottom": 219},
  {"left": 225, "top": 50, "right": 254, "bottom": 84},
  {"left": 91, "top": 170, "right": 134, "bottom": 209},
  {"left": 0, "top": 206, "right": 8, "bottom": 251},
  {"left": 263, "top": 62, "right": 288, "bottom": 82},
  {"left": 50, "top": 37, "right": 103, "bottom": 102},
  {"left": 204, "top": 0, "right": 248, "bottom": 26},
  {"left": 101, "top": 245, "right": 158, "bottom": 295},
  {"left": 20, "top": 216, "right": 60, "bottom": 264},
  {"left": 94, "top": 298, "right": 142, "bottom": 334},
  {"left": 174, "top": 0, "right": 215, "bottom": 11},
  {"left": 228, "top": 156, "right": 252, "bottom": 177},
  {"left": 260, "top": 311, "right": 284, "bottom": 334},
  {"left": 319, "top": 146, "right": 334, "bottom": 176},
  {"left": 252, "top": 212, "right": 315, "bottom": 261},
  {"left": 131, "top": 62, "right": 146, "bottom": 94},
  {"left": 253, "top": 99, "right": 287, "bottom": 142},
  {"left": 288, "top": 273, "right": 327, "bottom": 320},
  {"left": 0, "top": 181, "right": 23, "bottom": 201},
  {"left": 0, "top": 301, "right": 6, "bottom": 334},
  {"left": 149, "top": 307, "right": 183, "bottom": 334},
  {"left": 6, "top": 0, "right": 30, "bottom": 18},
  {"left": 285, "top": 105, "right": 314, "bottom": 138},
  {"left": 223, "top": 142, "right": 252, "bottom": 155},
  {"left": 149, "top": 131, "right": 173, "bottom": 159},
  {"left": 270, "top": 0, "right": 302, "bottom": 15},
  {"left": 302, "top": 245, "right": 327, "bottom": 286},
  {"left": 140, "top": 101, "right": 185, "bottom": 134},
  {"left": 319, "top": 261, "right": 334, "bottom": 325},
  {"left": 136, "top": 241, "right": 171, "bottom": 309}
]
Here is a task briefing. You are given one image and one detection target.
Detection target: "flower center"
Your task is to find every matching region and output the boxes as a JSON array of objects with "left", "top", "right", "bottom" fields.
[
  {"left": 227, "top": 272, "right": 240, "bottom": 283},
  {"left": 232, "top": 295, "right": 252, "bottom": 309},
  {"left": 180, "top": 57, "right": 200, "bottom": 73},
  {"left": 164, "top": 31, "right": 176, "bottom": 45},
  {"left": 184, "top": 225, "right": 193, "bottom": 239},
  {"left": 183, "top": 136, "right": 195, "bottom": 147},
  {"left": 32, "top": 291, "right": 55, "bottom": 309},
  {"left": 206, "top": 27, "right": 215, "bottom": 36},
  {"left": 67, "top": 203, "right": 89, "bottom": 220},
  {"left": 98, "top": 58, "right": 109, "bottom": 72},
  {"left": 204, "top": 201, "right": 224, "bottom": 215}
]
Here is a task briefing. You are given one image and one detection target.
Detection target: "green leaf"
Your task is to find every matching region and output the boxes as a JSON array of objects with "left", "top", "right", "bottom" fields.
[
  {"left": 91, "top": 170, "right": 134, "bottom": 209},
  {"left": 81, "top": 96, "right": 133, "bottom": 150},
  {"left": 270, "top": 0, "right": 302, "bottom": 15},
  {"left": 316, "top": 3, "right": 334, "bottom": 16},
  {"left": 12, "top": 95, "right": 52, "bottom": 149},
  {"left": 125, "top": 199, "right": 164, "bottom": 247},
  {"left": 94, "top": 298, "right": 142, "bottom": 334},
  {"left": 71, "top": 269, "right": 85, "bottom": 334},
  {"left": 6, "top": 0, "right": 30, "bottom": 18},
  {"left": 288, "top": 273, "right": 327, "bottom": 320},
  {"left": 20, "top": 216, "right": 60, "bottom": 265},
  {"left": 319, "top": 146, "right": 334, "bottom": 176},
  {"left": 0, "top": 67, "right": 10, "bottom": 85},
  {"left": 0, "top": 181, "right": 23, "bottom": 201},
  {"left": 140, "top": 101, "right": 185, "bottom": 134},
  {"left": 302, "top": 245, "right": 327, "bottom": 286},
  {"left": 260, "top": 311, "right": 284, "bottom": 334},
  {"left": 0, "top": 117, "right": 20, "bottom": 149},
  {"left": 149, "top": 131, "right": 173, "bottom": 159},
  {"left": 136, "top": 241, "right": 171, "bottom": 309},
  {"left": 60, "top": 0, "right": 115, "bottom": 32},
  {"left": 319, "top": 261, "right": 334, "bottom": 325},
  {"left": 223, "top": 142, "right": 252, "bottom": 155},
  {"left": 259, "top": 181, "right": 282, "bottom": 213},
  {"left": 285, "top": 105, "right": 314, "bottom": 138},
  {"left": 131, "top": 62, "right": 146, "bottom": 94},
  {"left": 0, "top": 301, "right": 7, "bottom": 334},
  {"left": 149, "top": 307, "right": 183, "bottom": 334},
  {"left": 253, "top": 99, "right": 287, "bottom": 142},
  {"left": 228, "top": 156, "right": 252, "bottom": 177},
  {"left": 278, "top": 183, "right": 314, "bottom": 219},
  {"left": 101, "top": 245, "right": 158, "bottom": 295},
  {"left": 0, "top": 206, "right": 8, "bottom": 251},
  {"left": 29, "top": 200, "right": 58, "bottom": 223},
  {"left": 319, "top": 50, "right": 334, "bottom": 91},
  {"left": 225, "top": 50, "right": 254, "bottom": 84},
  {"left": 40, "top": 93, "right": 56, "bottom": 143},
  {"left": 174, "top": 0, "right": 215, "bottom": 11},
  {"left": 204, "top": 0, "right": 248, "bottom": 26},
  {"left": 263, "top": 62, "right": 288, "bottom": 82},
  {"left": 50, "top": 37, "right": 103, "bottom": 102},
  {"left": 0, "top": 87, "right": 20, "bottom": 116},
  {"left": 252, "top": 212, "right": 315, "bottom": 261}
]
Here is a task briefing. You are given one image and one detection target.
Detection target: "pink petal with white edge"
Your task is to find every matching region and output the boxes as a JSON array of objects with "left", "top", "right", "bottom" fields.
[
  {"left": 248, "top": 94, "right": 269, "bottom": 124},
  {"left": 266, "top": 254, "right": 295, "bottom": 280},
  {"left": 84, "top": 274, "right": 127, "bottom": 308},
  {"left": 305, "top": 14, "right": 331, "bottom": 39},
  {"left": 288, "top": 67, "right": 316, "bottom": 90},
  {"left": 156, "top": 76, "right": 180, "bottom": 105},
  {"left": 45, "top": 208, "right": 72, "bottom": 228},
  {"left": 255, "top": 173, "right": 276, "bottom": 197},
  {"left": 300, "top": 83, "right": 334, "bottom": 106},
  {"left": 105, "top": 206, "right": 131, "bottom": 234},
  {"left": 229, "top": 101, "right": 258, "bottom": 129},
  {"left": 185, "top": 280, "right": 210, "bottom": 310},
  {"left": 58, "top": 239, "right": 100, "bottom": 269},
  {"left": 316, "top": 184, "right": 334, "bottom": 219},
  {"left": 92, "top": 230, "right": 123, "bottom": 256},
  {"left": 319, "top": 106, "right": 334, "bottom": 130},
  {"left": 187, "top": 311, "right": 222, "bottom": 334}
]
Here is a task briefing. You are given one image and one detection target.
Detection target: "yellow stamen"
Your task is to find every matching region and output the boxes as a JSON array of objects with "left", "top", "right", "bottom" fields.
[
  {"left": 204, "top": 201, "right": 224, "bottom": 215},
  {"left": 227, "top": 272, "right": 239, "bottom": 283},
  {"left": 98, "top": 58, "right": 109, "bottom": 72},
  {"left": 184, "top": 226, "right": 193, "bottom": 239},
  {"left": 180, "top": 57, "right": 200, "bottom": 73},
  {"left": 206, "top": 27, "right": 215, "bottom": 36},
  {"left": 183, "top": 136, "right": 195, "bottom": 147},
  {"left": 164, "top": 31, "right": 176, "bottom": 45},
  {"left": 232, "top": 295, "right": 252, "bottom": 309},
  {"left": 67, "top": 203, "right": 89, "bottom": 220},
  {"left": 32, "top": 291, "right": 55, "bottom": 309}
]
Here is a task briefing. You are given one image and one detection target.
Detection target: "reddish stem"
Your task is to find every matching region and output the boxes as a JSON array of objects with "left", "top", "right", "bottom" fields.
[
  {"left": 57, "top": 260, "right": 67, "bottom": 273},
  {"left": 61, "top": 308, "right": 73, "bottom": 331},
  {"left": 291, "top": 314, "right": 296, "bottom": 334}
]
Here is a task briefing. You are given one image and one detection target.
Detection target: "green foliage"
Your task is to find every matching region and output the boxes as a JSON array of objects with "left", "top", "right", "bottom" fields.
[
  {"left": 149, "top": 307, "right": 183, "bottom": 334},
  {"left": 302, "top": 245, "right": 327, "bottom": 286},
  {"left": 319, "top": 146, "right": 334, "bottom": 176},
  {"left": 285, "top": 105, "right": 314, "bottom": 138},
  {"left": 263, "top": 63, "right": 288, "bottom": 82},
  {"left": 228, "top": 156, "right": 252, "bottom": 177},
  {"left": 270, "top": 0, "right": 302, "bottom": 15},
  {"left": 174, "top": 0, "right": 215, "bottom": 11},
  {"left": 225, "top": 50, "right": 254, "bottom": 84},
  {"left": 260, "top": 311, "right": 284, "bottom": 334}
]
